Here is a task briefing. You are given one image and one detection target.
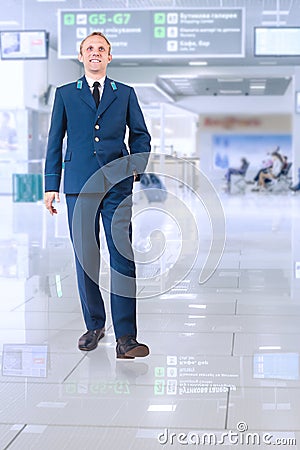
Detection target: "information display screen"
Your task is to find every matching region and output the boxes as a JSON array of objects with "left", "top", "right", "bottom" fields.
[
  {"left": 255, "top": 27, "right": 300, "bottom": 56},
  {"left": 2, "top": 344, "right": 48, "bottom": 377},
  {"left": 0, "top": 30, "right": 48, "bottom": 60},
  {"left": 58, "top": 8, "right": 245, "bottom": 59},
  {"left": 253, "top": 353, "right": 299, "bottom": 380}
]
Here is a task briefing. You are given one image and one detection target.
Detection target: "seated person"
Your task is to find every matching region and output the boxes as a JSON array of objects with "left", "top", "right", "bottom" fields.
[
  {"left": 224, "top": 157, "right": 249, "bottom": 187},
  {"left": 256, "top": 151, "right": 284, "bottom": 189},
  {"left": 251, "top": 153, "right": 273, "bottom": 184},
  {"left": 281, "top": 155, "right": 289, "bottom": 172}
]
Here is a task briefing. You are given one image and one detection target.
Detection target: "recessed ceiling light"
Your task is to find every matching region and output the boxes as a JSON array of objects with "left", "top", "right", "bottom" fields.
[
  {"left": 160, "top": 294, "right": 197, "bottom": 299},
  {"left": 219, "top": 90, "right": 243, "bottom": 94},
  {"left": 0, "top": 20, "right": 19, "bottom": 25},
  {"left": 147, "top": 405, "right": 177, "bottom": 412},
  {"left": 262, "top": 10, "right": 289, "bottom": 15},
  {"left": 120, "top": 62, "right": 139, "bottom": 66},
  {"left": 171, "top": 79, "right": 191, "bottom": 84},
  {"left": 189, "top": 61, "right": 208, "bottom": 66},
  {"left": 261, "top": 20, "right": 286, "bottom": 25},
  {"left": 259, "top": 346, "right": 282, "bottom": 350},
  {"left": 259, "top": 61, "right": 277, "bottom": 65},
  {"left": 188, "top": 304, "right": 207, "bottom": 309},
  {"left": 218, "top": 78, "right": 243, "bottom": 82}
]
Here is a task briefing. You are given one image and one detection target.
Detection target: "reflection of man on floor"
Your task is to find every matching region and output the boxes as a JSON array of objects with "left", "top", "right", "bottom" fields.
[{"left": 0, "top": 112, "right": 17, "bottom": 151}]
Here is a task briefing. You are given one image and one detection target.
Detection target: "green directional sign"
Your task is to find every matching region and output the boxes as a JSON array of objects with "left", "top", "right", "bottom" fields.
[
  {"left": 58, "top": 8, "right": 244, "bottom": 59},
  {"left": 64, "top": 14, "right": 75, "bottom": 25},
  {"left": 154, "top": 12, "right": 166, "bottom": 24}
]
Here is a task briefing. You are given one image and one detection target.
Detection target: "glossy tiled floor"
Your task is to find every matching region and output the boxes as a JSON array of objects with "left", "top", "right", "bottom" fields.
[{"left": 1, "top": 186, "right": 300, "bottom": 449}]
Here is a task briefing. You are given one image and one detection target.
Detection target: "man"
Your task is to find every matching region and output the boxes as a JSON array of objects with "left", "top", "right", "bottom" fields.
[
  {"left": 224, "top": 157, "right": 249, "bottom": 187},
  {"left": 44, "top": 32, "right": 151, "bottom": 359}
]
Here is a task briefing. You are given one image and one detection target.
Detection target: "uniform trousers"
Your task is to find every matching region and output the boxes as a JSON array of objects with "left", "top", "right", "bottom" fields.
[{"left": 65, "top": 176, "right": 137, "bottom": 339}]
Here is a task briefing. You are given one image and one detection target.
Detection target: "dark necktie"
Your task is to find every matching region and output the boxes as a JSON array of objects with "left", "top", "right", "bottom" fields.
[{"left": 92, "top": 81, "right": 100, "bottom": 107}]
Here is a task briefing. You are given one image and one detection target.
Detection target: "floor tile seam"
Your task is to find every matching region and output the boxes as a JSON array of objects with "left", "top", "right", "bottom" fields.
[
  {"left": 0, "top": 325, "right": 114, "bottom": 332},
  {"left": 139, "top": 312, "right": 300, "bottom": 317},
  {"left": 4, "top": 311, "right": 84, "bottom": 315},
  {"left": 232, "top": 331, "right": 300, "bottom": 334},
  {"left": 224, "top": 388, "right": 230, "bottom": 429},
  {"left": 0, "top": 380, "right": 169, "bottom": 387},
  {"left": 0, "top": 351, "right": 243, "bottom": 358},
  {"left": 0, "top": 328, "right": 114, "bottom": 332},
  {"left": 0, "top": 350, "right": 114, "bottom": 355},
  {"left": 0, "top": 423, "right": 254, "bottom": 432},
  {"left": 138, "top": 311, "right": 236, "bottom": 314},
  {"left": 138, "top": 328, "right": 300, "bottom": 334},
  {"left": 234, "top": 299, "right": 238, "bottom": 315},
  {"left": 234, "top": 353, "right": 299, "bottom": 356},
  {"left": 0, "top": 381, "right": 204, "bottom": 387},
  {"left": 2, "top": 309, "right": 81, "bottom": 313},
  {"left": 226, "top": 385, "right": 300, "bottom": 390},
  {"left": 230, "top": 332, "right": 235, "bottom": 356},
  {"left": 228, "top": 385, "right": 300, "bottom": 391},
  {"left": 2, "top": 423, "right": 27, "bottom": 450},
  {"left": 1, "top": 381, "right": 300, "bottom": 389},
  {"left": 0, "top": 422, "right": 300, "bottom": 434},
  {"left": 61, "top": 353, "right": 92, "bottom": 383},
  {"left": 235, "top": 313, "right": 300, "bottom": 316},
  {"left": 0, "top": 353, "right": 270, "bottom": 358},
  {"left": 1, "top": 380, "right": 300, "bottom": 387},
  {"left": 10, "top": 297, "right": 34, "bottom": 312},
  {"left": 137, "top": 313, "right": 237, "bottom": 317},
  {"left": 142, "top": 330, "right": 236, "bottom": 334},
  {"left": 0, "top": 351, "right": 112, "bottom": 356}
]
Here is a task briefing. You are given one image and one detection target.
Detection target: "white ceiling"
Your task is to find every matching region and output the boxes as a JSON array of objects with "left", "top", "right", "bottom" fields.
[
  {"left": 157, "top": 74, "right": 292, "bottom": 97},
  {"left": 1, "top": 0, "right": 299, "bottom": 99},
  {"left": 1, "top": 0, "right": 300, "bottom": 67}
]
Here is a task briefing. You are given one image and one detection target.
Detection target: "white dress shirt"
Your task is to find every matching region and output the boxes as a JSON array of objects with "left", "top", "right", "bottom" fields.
[{"left": 85, "top": 75, "right": 106, "bottom": 101}]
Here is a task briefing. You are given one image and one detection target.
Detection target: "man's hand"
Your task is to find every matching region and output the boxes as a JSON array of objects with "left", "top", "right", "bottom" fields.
[
  {"left": 133, "top": 170, "right": 140, "bottom": 182},
  {"left": 44, "top": 191, "right": 60, "bottom": 215}
]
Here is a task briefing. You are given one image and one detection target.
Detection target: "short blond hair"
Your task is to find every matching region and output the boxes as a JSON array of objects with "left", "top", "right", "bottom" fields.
[{"left": 79, "top": 32, "right": 111, "bottom": 55}]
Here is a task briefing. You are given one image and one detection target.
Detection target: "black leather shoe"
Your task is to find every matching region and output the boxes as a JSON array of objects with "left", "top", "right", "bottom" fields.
[
  {"left": 116, "top": 335, "right": 150, "bottom": 359},
  {"left": 78, "top": 328, "right": 105, "bottom": 351}
]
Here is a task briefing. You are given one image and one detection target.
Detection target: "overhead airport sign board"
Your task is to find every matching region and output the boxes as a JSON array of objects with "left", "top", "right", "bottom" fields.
[{"left": 58, "top": 8, "right": 245, "bottom": 59}]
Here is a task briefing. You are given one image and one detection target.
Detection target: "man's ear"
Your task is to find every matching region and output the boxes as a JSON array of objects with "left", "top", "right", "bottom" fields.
[
  {"left": 108, "top": 54, "right": 112, "bottom": 63},
  {"left": 78, "top": 53, "right": 83, "bottom": 63}
]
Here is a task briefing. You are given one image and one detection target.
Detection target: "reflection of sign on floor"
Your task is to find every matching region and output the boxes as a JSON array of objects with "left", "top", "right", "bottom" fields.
[
  {"left": 2, "top": 344, "right": 48, "bottom": 378},
  {"left": 64, "top": 380, "right": 130, "bottom": 396},
  {"left": 167, "top": 356, "right": 177, "bottom": 365},
  {"left": 253, "top": 353, "right": 299, "bottom": 380},
  {"left": 155, "top": 367, "right": 165, "bottom": 377},
  {"left": 154, "top": 379, "right": 165, "bottom": 395},
  {"left": 167, "top": 367, "right": 177, "bottom": 377},
  {"left": 167, "top": 379, "right": 177, "bottom": 395},
  {"left": 154, "top": 355, "right": 238, "bottom": 396}
]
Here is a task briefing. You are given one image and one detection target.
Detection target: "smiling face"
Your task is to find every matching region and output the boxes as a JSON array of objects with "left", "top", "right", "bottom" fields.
[{"left": 78, "top": 34, "right": 112, "bottom": 79}]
